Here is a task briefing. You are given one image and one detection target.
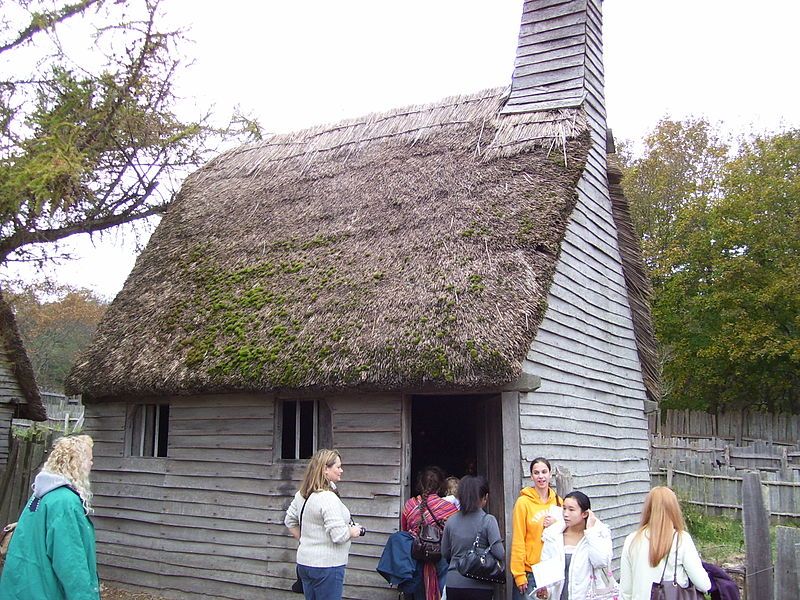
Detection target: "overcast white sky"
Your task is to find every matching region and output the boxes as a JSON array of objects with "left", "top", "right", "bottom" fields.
[{"left": 5, "top": 0, "right": 800, "bottom": 299}]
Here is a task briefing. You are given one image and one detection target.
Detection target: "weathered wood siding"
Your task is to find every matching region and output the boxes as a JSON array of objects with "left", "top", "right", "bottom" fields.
[
  {"left": 0, "top": 347, "right": 25, "bottom": 466},
  {"left": 0, "top": 404, "right": 13, "bottom": 467},
  {"left": 503, "top": 0, "right": 603, "bottom": 114},
  {"left": 329, "top": 394, "right": 403, "bottom": 600},
  {"left": 85, "top": 393, "right": 402, "bottom": 600},
  {"left": 514, "top": 0, "right": 651, "bottom": 560}
]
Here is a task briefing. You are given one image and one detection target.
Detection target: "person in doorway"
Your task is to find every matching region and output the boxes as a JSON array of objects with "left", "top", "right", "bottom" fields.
[
  {"left": 619, "top": 486, "right": 711, "bottom": 600},
  {"left": 510, "top": 457, "right": 562, "bottom": 600},
  {"left": 441, "top": 475, "right": 505, "bottom": 600},
  {"left": 284, "top": 449, "right": 364, "bottom": 600},
  {"left": 537, "top": 490, "right": 613, "bottom": 599},
  {"left": 443, "top": 476, "right": 461, "bottom": 510},
  {"left": 402, "top": 466, "right": 459, "bottom": 600},
  {"left": 0, "top": 434, "right": 100, "bottom": 600}
]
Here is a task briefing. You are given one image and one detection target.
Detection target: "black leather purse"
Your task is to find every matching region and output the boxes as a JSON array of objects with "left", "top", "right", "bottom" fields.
[{"left": 456, "top": 513, "right": 505, "bottom": 584}]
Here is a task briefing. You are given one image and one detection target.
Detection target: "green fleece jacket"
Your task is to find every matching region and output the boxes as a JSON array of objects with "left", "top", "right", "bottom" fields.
[{"left": 0, "top": 472, "right": 99, "bottom": 600}]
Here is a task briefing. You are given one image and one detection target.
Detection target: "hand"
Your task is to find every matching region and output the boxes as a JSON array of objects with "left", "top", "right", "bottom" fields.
[
  {"left": 349, "top": 524, "right": 362, "bottom": 539},
  {"left": 517, "top": 583, "right": 528, "bottom": 594},
  {"left": 542, "top": 514, "right": 555, "bottom": 527},
  {"left": 535, "top": 587, "right": 549, "bottom": 599},
  {"left": 586, "top": 509, "right": 597, "bottom": 528}
]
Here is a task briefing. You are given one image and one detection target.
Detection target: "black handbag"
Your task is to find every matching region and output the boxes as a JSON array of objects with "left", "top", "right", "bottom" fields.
[
  {"left": 456, "top": 513, "right": 505, "bottom": 584},
  {"left": 291, "top": 498, "right": 308, "bottom": 593},
  {"left": 650, "top": 533, "right": 704, "bottom": 600},
  {"left": 410, "top": 498, "right": 444, "bottom": 562}
]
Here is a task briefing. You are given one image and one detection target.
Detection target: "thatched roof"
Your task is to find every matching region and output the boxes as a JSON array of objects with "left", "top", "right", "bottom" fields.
[
  {"left": 67, "top": 88, "right": 593, "bottom": 399},
  {"left": 0, "top": 290, "right": 46, "bottom": 420},
  {"left": 607, "top": 156, "right": 661, "bottom": 404}
]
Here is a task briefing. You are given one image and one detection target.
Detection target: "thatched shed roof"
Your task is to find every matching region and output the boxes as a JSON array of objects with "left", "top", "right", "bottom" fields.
[
  {"left": 0, "top": 290, "right": 46, "bottom": 420},
  {"left": 608, "top": 156, "right": 661, "bottom": 404},
  {"left": 67, "top": 88, "right": 593, "bottom": 399}
]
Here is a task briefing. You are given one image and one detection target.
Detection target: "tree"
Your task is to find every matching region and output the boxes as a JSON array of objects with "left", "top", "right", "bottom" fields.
[
  {"left": 619, "top": 118, "right": 729, "bottom": 286},
  {"left": 7, "top": 283, "right": 108, "bottom": 391},
  {"left": 0, "top": 0, "right": 258, "bottom": 267},
  {"left": 623, "top": 124, "right": 800, "bottom": 413}
]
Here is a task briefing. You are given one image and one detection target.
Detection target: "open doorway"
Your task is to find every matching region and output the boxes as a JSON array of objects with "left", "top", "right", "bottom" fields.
[{"left": 408, "top": 393, "right": 505, "bottom": 530}]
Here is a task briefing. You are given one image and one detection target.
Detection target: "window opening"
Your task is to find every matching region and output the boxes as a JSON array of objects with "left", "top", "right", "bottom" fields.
[
  {"left": 280, "top": 400, "right": 317, "bottom": 459},
  {"left": 130, "top": 404, "right": 169, "bottom": 457}
]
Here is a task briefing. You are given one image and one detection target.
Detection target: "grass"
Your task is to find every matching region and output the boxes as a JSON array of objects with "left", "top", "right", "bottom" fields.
[
  {"left": 682, "top": 499, "right": 800, "bottom": 565},
  {"left": 681, "top": 500, "right": 745, "bottom": 564}
]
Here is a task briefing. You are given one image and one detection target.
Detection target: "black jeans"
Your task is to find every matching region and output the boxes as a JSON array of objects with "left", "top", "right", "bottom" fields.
[{"left": 445, "top": 588, "right": 494, "bottom": 600}]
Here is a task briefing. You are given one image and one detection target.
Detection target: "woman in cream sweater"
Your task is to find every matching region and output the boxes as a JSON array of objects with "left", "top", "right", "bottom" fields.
[{"left": 285, "top": 449, "right": 364, "bottom": 600}]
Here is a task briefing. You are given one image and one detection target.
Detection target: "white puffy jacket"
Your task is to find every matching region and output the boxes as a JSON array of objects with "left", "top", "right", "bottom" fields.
[{"left": 539, "top": 516, "right": 614, "bottom": 600}]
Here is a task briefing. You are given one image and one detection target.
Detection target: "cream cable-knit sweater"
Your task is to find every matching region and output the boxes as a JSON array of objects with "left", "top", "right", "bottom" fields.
[{"left": 285, "top": 490, "right": 353, "bottom": 567}]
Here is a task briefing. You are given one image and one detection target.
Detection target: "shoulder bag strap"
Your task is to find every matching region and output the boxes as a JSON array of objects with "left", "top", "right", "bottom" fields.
[
  {"left": 422, "top": 496, "right": 445, "bottom": 528},
  {"left": 672, "top": 531, "right": 680, "bottom": 581},
  {"left": 473, "top": 512, "right": 489, "bottom": 547},
  {"left": 417, "top": 496, "right": 427, "bottom": 526},
  {"left": 659, "top": 532, "right": 677, "bottom": 582},
  {"left": 298, "top": 497, "right": 309, "bottom": 535}
]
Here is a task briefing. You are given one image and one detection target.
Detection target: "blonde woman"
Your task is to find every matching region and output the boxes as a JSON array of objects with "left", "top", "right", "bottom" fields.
[
  {"left": 284, "top": 449, "right": 364, "bottom": 600},
  {"left": 0, "top": 435, "right": 99, "bottom": 600},
  {"left": 620, "top": 487, "right": 711, "bottom": 600}
]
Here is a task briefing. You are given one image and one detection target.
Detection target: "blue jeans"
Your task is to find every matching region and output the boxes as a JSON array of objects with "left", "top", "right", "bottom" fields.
[
  {"left": 297, "top": 564, "right": 346, "bottom": 600},
  {"left": 511, "top": 572, "right": 537, "bottom": 600}
]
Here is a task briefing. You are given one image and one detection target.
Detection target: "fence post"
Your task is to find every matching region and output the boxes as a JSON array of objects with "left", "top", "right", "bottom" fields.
[
  {"left": 742, "top": 471, "right": 774, "bottom": 600},
  {"left": 774, "top": 526, "right": 800, "bottom": 600},
  {"left": 554, "top": 466, "right": 572, "bottom": 498}
]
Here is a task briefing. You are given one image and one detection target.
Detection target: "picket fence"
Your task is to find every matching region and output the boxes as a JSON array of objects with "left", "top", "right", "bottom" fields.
[{"left": 0, "top": 431, "right": 53, "bottom": 528}]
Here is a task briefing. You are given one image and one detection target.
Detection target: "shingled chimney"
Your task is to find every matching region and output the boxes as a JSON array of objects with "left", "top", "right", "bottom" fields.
[{"left": 502, "top": 0, "right": 604, "bottom": 122}]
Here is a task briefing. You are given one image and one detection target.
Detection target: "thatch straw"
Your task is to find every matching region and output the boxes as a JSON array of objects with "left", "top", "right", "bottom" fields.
[
  {"left": 0, "top": 290, "right": 46, "bottom": 420},
  {"left": 608, "top": 156, "right": 661, "bottom": 403},
  {"left": 67, "top": 88, "right": 591, "bottom": 398}
]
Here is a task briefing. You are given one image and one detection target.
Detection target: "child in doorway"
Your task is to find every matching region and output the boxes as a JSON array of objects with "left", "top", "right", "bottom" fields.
[{"left": 443, "top": 476, "right": 460, "bottom": 510}]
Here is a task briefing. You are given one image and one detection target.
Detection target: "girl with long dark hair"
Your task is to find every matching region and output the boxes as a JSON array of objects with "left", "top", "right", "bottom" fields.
[
  {"left": 537, "top": 490, "right": 613, "bottom": 599},
  {"left": 441, "top": 475, "right": 505, "bottom": 600}
]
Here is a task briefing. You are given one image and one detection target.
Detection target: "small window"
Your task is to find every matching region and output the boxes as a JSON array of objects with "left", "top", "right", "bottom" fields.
[
  {"left": 129, "top": 404, "right": 169, "bottom": 457},
  {"left": 279, "top": 399, "right": 332, "bottom": 460},
  {"left": 281, "top": 400, "right": 316, "bottom": 459}
]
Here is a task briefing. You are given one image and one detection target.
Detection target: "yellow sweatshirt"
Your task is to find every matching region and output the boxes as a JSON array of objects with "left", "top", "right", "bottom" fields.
[{"left": 510, "top": 486, "right": 561, "bottom": 587}]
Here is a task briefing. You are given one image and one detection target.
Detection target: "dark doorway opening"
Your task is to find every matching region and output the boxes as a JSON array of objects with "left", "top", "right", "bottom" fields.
[{"left": 410, "top": 394, "right": 486, "bottom": 485}]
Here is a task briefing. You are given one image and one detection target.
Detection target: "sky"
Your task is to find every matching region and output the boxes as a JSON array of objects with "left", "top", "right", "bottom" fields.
[{"left": 4, "top": 0, "right": 800, "bottom": 300}]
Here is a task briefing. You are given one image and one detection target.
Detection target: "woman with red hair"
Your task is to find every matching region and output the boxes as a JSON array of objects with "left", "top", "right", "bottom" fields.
[{"left": 620, "top": 486, "right": 711, "bottom": 600}]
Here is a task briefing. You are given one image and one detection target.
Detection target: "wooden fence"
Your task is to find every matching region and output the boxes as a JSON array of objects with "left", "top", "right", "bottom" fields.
[
  {"left": 651, "top": 460, "right": 800, "bottom": 521},
  {"left": 0, "top": 431, "right": 53, "bottom": 528},
  {"left": 651, "top": 435, "right": 800, "bottom": 480},
  {"left": 651, "top": 409, "right": 800, "bottom": 445},
  {"left": 12, "top": 393, "right": 84, "bottom": 435}
]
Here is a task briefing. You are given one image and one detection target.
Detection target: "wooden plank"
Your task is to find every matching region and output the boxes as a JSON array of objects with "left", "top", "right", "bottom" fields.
[
  {"left": 742, "top": 472, "right": 775, "bottom": 600},
  {"left": 520, "top": 1, "right": 584, "bottom": 26},
  {"left": 501, "top": 389, "right": 522, "bottom": 583}
]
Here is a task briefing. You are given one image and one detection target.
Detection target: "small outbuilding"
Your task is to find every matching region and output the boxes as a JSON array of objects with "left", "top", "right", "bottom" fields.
[
  {"left": 0, "top": 290, "right": 46, "bottom": 467},
  {"left": 67, "top": 1, "right": 658, "bottom": 598}
]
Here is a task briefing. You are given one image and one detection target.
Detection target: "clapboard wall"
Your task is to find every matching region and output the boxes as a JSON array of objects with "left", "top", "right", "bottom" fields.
[
  {"left": 84, "top": 393, "right": 402, "bottom": 600},
  {"left": 515, "top": 0, "right": 651, "bottom": 559},
  {"left": 0, "top": 347, "right": 25, "bottom": 465}
]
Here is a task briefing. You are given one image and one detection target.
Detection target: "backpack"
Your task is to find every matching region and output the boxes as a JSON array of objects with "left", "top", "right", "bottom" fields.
[{"left": 410, "top": 498, "right": 444, "bottom": 562}]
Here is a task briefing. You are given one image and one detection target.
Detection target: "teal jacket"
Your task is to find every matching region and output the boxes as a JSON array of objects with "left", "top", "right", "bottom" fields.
[{"left": 0, "top": 472, "right": 99, "bottom": 600}]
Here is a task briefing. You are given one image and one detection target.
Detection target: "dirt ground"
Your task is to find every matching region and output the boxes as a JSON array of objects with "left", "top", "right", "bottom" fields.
[{"left": 101, "top": 583, "right": 168, "bottom": 600}]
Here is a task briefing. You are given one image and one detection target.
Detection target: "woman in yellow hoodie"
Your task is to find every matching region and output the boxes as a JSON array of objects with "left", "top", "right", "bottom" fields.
[{"left": 510, "top": 457, "right": 562, "bottom": 600}]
